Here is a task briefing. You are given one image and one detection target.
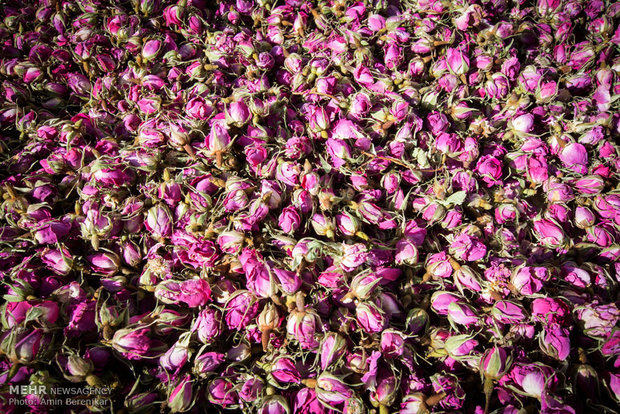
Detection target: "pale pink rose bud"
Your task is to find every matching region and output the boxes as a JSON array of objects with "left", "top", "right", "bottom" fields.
[
  {"left": 447, "top": 302, "right": 479, "bottom": 326},
  {"left": 532, "top": 217, "right": 566, "bottom": 248},
  {"left": 426, "top": 252, "right": 454, "bottom": 279},
  {"left": 509, "top": 363, "right": 555, "bottom": 399},
  {"left": 454, "top": 265, "right": 483, "bottom": 294},
  {"left": 206, "top": 118, "right": 231, "bottom": 152},
  {"left": 315, "top": 373, "right": 354, "bottom": 405},
  {"left": 270, "top": 356, "right": 301, "bottom": 384},
  {"left": 510, "top": 114, "right": 534, "bottom": 134},
  {"left": 311, "top": 213, "right": 335, "bottom": 238},
  {"left": 480, "top": 346, "right": 511, "bottom": 380},
  {"left": 335, "top": 211, "right": 360, "bottom": 236},
  {"left": 227, "top": 100, "right": 251, "bottom": 126},
  {"left": 87, "top": 251, "right": 121, "bottom": 275},
  {"left": 446, "top": 48, "right": 469, "bottom": 75},
  {"left": 539, "top": 324, "right": 571, "bottom": 360},
  {"left": 320, "top": 332, "right": 347, "bottom": 370},
  {"left": 286, "top": 309, "right": 322, "bottom": 349},
  {"left": 356, "top": 302, "right": 387, "bottom": 333},
  {"left": 146, "top": 204, "right": 173, "bottom": 239},
  {"left": 160, "top": 333, "right": 191, "bottom": 372},
  {"left": 41, "top": 247, "right": 73, "bottom": 275},
  {"left": 191, "top": 307, "right": 221, "bottom": 344},
  {"left": 368, "top": 14, "right": 385, "bottom": 31},
  {"left": 279, "top": 206, "right": 301, "bottom": 234},
  {"left": 260, "top": 396, "right": 290, "bottom": 414},
  {"left": 395, "top": 237, "right": 419, "bottom": 265},
  {"left": 345, "top": 272, "right": 381, "bottom": 302},
  {"left": 217, "top": 231, "right": 245, "bottom": 254},
  {"left": 380, "top": 329, "right": 405, "bottom": 358},
  {"left": 560, "top": 142, "right": 588, "bottom": 173},
  {"left": 491, "top": 301, "right": 528, "bottom": 324},
  {"left": 193, "top": 351, "right": 224, "bottom": 375},
  {"left": 444, "top": 334, "right": 478, "bottom": 358},
  {"left": 168, "top": 374, "right": 194, "bottom": 413},
  {"left": 340, "top": 243, "right": 368, "bottom": 272}
]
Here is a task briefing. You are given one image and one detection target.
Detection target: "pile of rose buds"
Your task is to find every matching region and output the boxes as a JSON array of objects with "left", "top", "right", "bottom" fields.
[{"left": 0, "top": 0, "right": 619, "bottom": 413}]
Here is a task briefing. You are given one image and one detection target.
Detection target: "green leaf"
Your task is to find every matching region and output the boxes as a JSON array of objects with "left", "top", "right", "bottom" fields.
[{"left": 445, "top": 191, "right": 467, "bottom": 205}]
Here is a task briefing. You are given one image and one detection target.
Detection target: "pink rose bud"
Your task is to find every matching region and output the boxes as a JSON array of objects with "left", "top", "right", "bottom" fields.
[
  {"left": 41, "top": 247, "right": 73, "bottom": 275},
  {"left": 430, "top": 291, "right": 462, "bottom": 315},
  {"left": 546, "top": 182, "right": 574, "bottom": 203},
  {"left": 272, "top": 268, "right": 302, "bottom": 295},
  {"left": 560, "top": 142, "right": 588, "bottom": 173},
  {"left": 168, "top": 374, "right": 193, "bottom": 413},
  {"left": 260, "top": 396, "right": 290, "bottom": 414},
  {"left": 193, "top": 351, "right": 225, "bottom": 375},
  {"left": 447, "top": 301, "right": 479, "bottom": 327},
  {"left": 454, "top": 265, "right": 483, "bottom": 294},
  {"left": 511, "top": 266, "right": 550, "bottom": 296},
  {"left": 271, "top": 356, "right": 301, "bottom": 384},
  {"left": 494, "top": 204, "right": 518, "bottom": 224},
  {"left": 510, "top": 363, "right": 556, "bottom": 398},
  {"left": 480, "top": 346, "right": 511, "bottom": 379},
  {"left": 380, "top": 330, "right": 405, "bottom": 358},
  {"left": 206, "top": 119, "right": 231, "bottom": 152},
  {"left": 531, "top": 297, "right": 570, "bottom": 325},
  {"left": 446, "top": 47, "right": 470, "bottom": 75},
  {"left": 510, "top": 114, "right": 534, "bottom": 134},
  {"left": 335, "top": 211, "right": 360, "bottom": 236},
  {"left": 340, "top": 243, "right": 368, "bottom": 272},
  {"left": 217, "top": 231, "right": 245, "bottom": 254},
  {"left": 225, "top": 291, "right": 260, "bottom": 330},
  {"left": 326, "top": 138, "right": 351, "bottom": 168},
  {"left": 444, "top": 334, "right": 478, "bottom": 358},
  {"left": 370, "top": 369, "right": 399, "bottom": 407},
  {"left": 356, "top": 302, "right": 387, "bottom": 333},
  {"left": 87, "top": 251, "right": 121, "bottom": 276},
  {"left": 191, "top": 307, "right": 221, "bottom": 344},
  {"left": 227, "top": 100, "right": 251, "bottom": 126},
  {"left": 345, "top": 272, "right": 381, "bottom": 302},
  {"left": 539, "top": 324, "right": 571, "bottom": 360},
  {"left": 315, "top": 373, "right": 354, "bottom": 405},
  {"left": 491, "top": 301, "right": 528, "bottom": 324},
  {"left": 320, "top": 332, "right": 347, "bottom": 370},
  {"left": 286, "top": 308, "right": 322, "bottom": 349},
  {"left": 395, "top": 237, "right": 419, "bottom": 265},
  {"left": 311, "top": 213, "right": 335, "bottom": 238},
  {"left": 155, "top": 278, "right": 211, "bottom": 308},
  {"left": 160, "top": 333, "right": 191, "bottom": 372},
  {"left": 532, "top": 217, "right": 566, "bottom": 248},
  {"left": 208, "top": 378, "right": 238, "bottom": 407},
  {"left": 185, "top": 97, "right": 213, "bottom": 120},
  {"left": 279, "top": 206, "right": 301, "bottom": 234},
  {"left": 146, "top": 204, "right": 173, "bottom": 239},
  {"left": 142, "top": 39, "right": 162, "bottom": 61},
  {"left": 449, "top": 233, "right": 487, "bottom": 261},
  {"left": 426, "top": 252, "right": 454, "bottom": 279},
  {"left": 111, "top": 327, "right": 153, "bottom": 360}
]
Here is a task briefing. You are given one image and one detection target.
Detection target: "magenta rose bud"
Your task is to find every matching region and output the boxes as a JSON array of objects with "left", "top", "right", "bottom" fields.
[
  {"left": 491, "top": 301, "right": 528, "bottom": 324},
  {"left": 168, "top": 374, "right": 193, "bottom": 413},
  {"left": 87, "top": 251, "right": 121, "bottom": 276},
  {"left": 380, "top": 330, "right": 406, "bottom": 358},
  {"left": 539, "top": 325, "right": 571, "bottom": 360},
  {"left": 279, "top": 206, "right": 301, "bottom": 234},
  {"left": 574, "top": 206, "right": 596, "bottom": 228},
  {"left": 111, "top": 327, "right": 153, "bottom": 360},
  {"left": 449, "top": 233, "right": 487, "bottom": 261},
  {"left": 335, "top": 211, "right": 360, "bottom": 237},
  {"left": 142, "top": 39, "right": 162, "bottom": 61},
  {"left": 260, "top": 396, "right": 290, "bottom": 414},
  {"left": 41, "top": 247, "right": 73, "bottom": 275},
  {"left": 145, "top": 204, "right": 173, "bottom": 240},
  {"left": 446, "top": 47, "right": 469, "bottom": 75},
  {"left": 315, "top": 372, "right": 354, "bottom": 405},
  {"left": 270, "top": 356, "right": 301, "bottom": 384},
  {"left": 356, "top": 302, "right": 387, "bottom": 334},
  {"left": 480, "top": 346, "right": 511, "bottom": 380},
  {"left": 430, "top": 291, "right": 462, "bottom": 315},
  {"left": 532, "top": 217, "right": 566, "bottom": 248},
  {"left": 560, "top": 142, "right": 588, "bottom": 173},
  {"left": 447, "top": 301, "right": 479, "bottom": 327},
  {"left": 511, "top": 266, "right": 550, "bottom": 296},
  {"left": 191, "top": 307, "right": 221, "bottom": 344},
  {"left": 193, "top": 351, "right": 225, "bottom": 376},
  {"left": 227, "top": 100, "right": 251, "bottom": 126},
  {"left": 395, "top": 237, "right": 420, "bottom": 265},
  {"left": 320, "top": 332, "right": 348, "bottom": 370}
]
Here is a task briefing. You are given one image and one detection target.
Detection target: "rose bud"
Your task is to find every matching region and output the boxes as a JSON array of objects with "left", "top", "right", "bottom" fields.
[
  {"left": 124, "top": 392, "right": 159, "bottom": 411},
  {"left": 406, "top": 308, "right": 429, "bottom": 335},
  {"left": 145, "top": 204, "right": 173, "bottom": 240},
  {"left": 447, "top": 302, "right": 479, "bottom": 327},
  {"left": 531, "top": 297, "right": 570, "bottom": 325},
  {"left": 287, "top": 307, "right": 323, "bottom": 349},
  {"left": 272, "top": 268, "right": 302, "bottom": 295},
  {"left": 142, "top": 39, "right": 162, "bottom": 61},
  {"left": 120, "top": 240, "right": 142, "bottom": 267},
  {"left": 430, "top": 292, "right": 462, "bottom": 315},
  {"left": 574, "top": 206, "right": 596, "bottom": 228},
  {"left": 3, "top": 328, "right": 51, "bottom": 363},
  {"left": 315, "top": 373, "right": 354, "bottom": 405},
  {"left": 160, "top": 332, "right": 191, "bottom": 372},
  {"left": 335, "top": 211, "right": 361, "bottom": 237},
  {"left": 491, "top": 301, "right": 528, "bottom": 324},
  {"left": 539, "top": 325, "right": 571, "bottom": 360},
  {"left": 444, "top": 334, "right": 478, "bottom": 359},
  {"left": 449, "top": 233, "right": 486, "bottom": 262},
  {"left": 606, "top": 372, "right": 620, "bottom": 402},
  {"left": 227, "top": 100, "right": 251, "bottom": 126},
  {"left": 509, "top": 363, "right": 556, "bottom": 399},
  {"left": 111, "top": 327, "right": 153, "bottom": 360},
  {"left": 311, "top": 213, "right": 335, "bottom": 238},
  {"left": 279, "top": 206, "right": 301, "bottom": 234},
  {"left": 381, "top": 330, "right": 406, "bottom": 358},
  {"left": 395, "top": 237, "right": 419, "bottom": 265},
  {"left": 572, "top": 175, "right": 605, "bottom": 195},
  {"left": 155, "top": 278, "right": 212, "bottom": 308},
  {"left": 446, "top": 47, "right": 469, "bottom": 75},
  {"left": 572, "top": 364, "right": 599, "bottom": 399},
  {"left": 511, "top": 266, "right": 550, "bottom": 296},
  {"left": 319, "top": 332, "right": 347, "bottom": 370},
  {"left": 510, "top": 113, "right": 534, "bottom": 135},
  {"left": 532, "top": 217, "right": 566, "bottom": 248},
  {"left": 217, "top": 231, "right": 245, "bottom": 254},
  {"left": 355, "top": 302, "right": 387, "bottom": 334},
  {"left": 340, "top": 243, "right": 368, "bottom": 272},
  {"left": 559, "top": 142, "right": 588, "bottom": 173},
  {"left": 225, "top": 290, "right": 260, "bottom": 330},
  {"left": 87, "top": 251, "right": 121, "bottom": 276},
  {"left": 370, "top": 369, "right": 399, "bottom": 408},
  {"left": 546, "top": 181, "right": 574, "bottom": 203},
  {"left": 208, "top": 378, "right": 238, "bottom": 407},
  {"left": 193, "top": 352, "right": 225, "bottom": 376},
  {"left": 40, "top": 247, "right": 73, "bottom": 275},
  {"left": 260, "top": 396, "right": 290, "bottom": 414},
  {"left": 454, "top": 265, "right": 483, "bottom": 295},
  {"left": 480, "top": 346, "right": 511, "bottom": 380},
  {"left": 270, "top": 356, "right": 301, "bottom": 385},
  {"left": 343, "top": 272, "right": 381, "bottom": 303},
  {"left": 168, "top": 374, "right": 194, "bottom": 413}
]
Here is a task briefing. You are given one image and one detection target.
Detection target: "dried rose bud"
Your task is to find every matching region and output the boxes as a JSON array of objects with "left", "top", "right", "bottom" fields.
[
  {"left": 355, "top": 302, "right": 387, "bottom": 334},
  {"left": 319, "top": 332, "right": 347, "bottom": 370},
  {"left": 270, "top": 356, "right": 301, "bottom": 385},
  {"left": 260, "top": 395, "right": 290, "bottom": 414},
  {"left": 193, "top": 351, "right": 225, "bottom": 376},
  {"left": 480, "top": 346, "right": 511, "bottom": 380},
  {"left": 315, "top": 372, "right": 353, "bottom": 405},
  {"left": 168, "top": 374, "right": 194, "bottom": 413},
  {"left": 406, "top": 308, "right": 429, "bottom": 335}
]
